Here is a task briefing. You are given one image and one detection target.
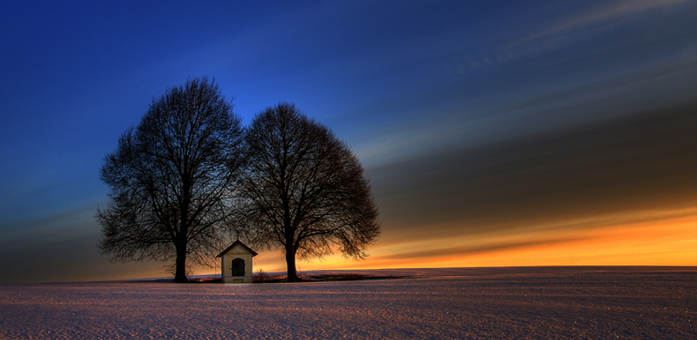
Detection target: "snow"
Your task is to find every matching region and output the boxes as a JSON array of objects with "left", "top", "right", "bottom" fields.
[{"left": 0, "top": 267, "right": 694, "bottom": 339}]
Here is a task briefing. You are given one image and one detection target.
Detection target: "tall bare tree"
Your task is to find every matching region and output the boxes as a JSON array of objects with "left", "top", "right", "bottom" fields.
[
  {"left": 242, "top": 103, "right": 380, "bottom": 281},
  {"left": 97, "top": 78, "right": 245, "bottom": 283}
]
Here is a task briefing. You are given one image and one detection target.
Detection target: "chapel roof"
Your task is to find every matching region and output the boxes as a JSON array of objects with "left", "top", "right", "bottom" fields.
[{"left": 216, "top": 240, "right": 259, "bottom": 257}]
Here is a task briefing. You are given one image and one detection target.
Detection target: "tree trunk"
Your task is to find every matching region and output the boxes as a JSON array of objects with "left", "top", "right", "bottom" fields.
[
  {"left": 174, "top": 243, "right": 188, "bottom": 283},
  {"left": 176, "top": 186, "right": 190, "bottom": 283},
  {"left": 285, "top": 244, "right": 299, "bottom": 282}
]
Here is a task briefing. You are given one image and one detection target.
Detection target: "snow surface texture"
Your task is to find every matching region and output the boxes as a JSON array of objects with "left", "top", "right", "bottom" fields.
[{"left": 0, "top": 267, "right": 694, "bottom": 339}]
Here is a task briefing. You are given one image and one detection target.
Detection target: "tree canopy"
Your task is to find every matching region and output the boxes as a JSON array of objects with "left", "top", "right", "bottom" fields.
[
  {"left": 97, "top": 78, "right": 245, "bottom": 282},
  {"left": 241, "top": 103, "right": 380, "bottom": 281}
]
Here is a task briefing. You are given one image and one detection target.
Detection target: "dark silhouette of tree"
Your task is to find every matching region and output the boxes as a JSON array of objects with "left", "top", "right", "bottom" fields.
[
  {"left": 97, "top": 78, "right": 245, "bottom": 283},
  {"left": 242, "top": 103, "right": 380, "bottom": 281}
]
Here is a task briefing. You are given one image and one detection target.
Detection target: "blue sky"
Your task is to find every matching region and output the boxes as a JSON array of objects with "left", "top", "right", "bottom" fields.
[{"left": 1, "top": 0, "right": 696, "bottom": 282}]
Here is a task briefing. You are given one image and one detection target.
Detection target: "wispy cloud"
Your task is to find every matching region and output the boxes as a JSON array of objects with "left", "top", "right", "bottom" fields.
[
  {"left": 455, "top": 0, "right": 690, "bottom": 76},
  {"left": 521, "top": 0, "right": 688, "bottom": 44}
]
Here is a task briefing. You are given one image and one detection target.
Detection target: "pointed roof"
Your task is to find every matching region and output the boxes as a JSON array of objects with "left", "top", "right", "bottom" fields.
[{"left": 216, "top": 240, "right": 258, "bottom": 258}]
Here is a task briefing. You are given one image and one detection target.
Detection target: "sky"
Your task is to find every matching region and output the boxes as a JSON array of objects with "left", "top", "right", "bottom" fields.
[{"left": 0, "top": 0, "right": 695, "bottom": 283}]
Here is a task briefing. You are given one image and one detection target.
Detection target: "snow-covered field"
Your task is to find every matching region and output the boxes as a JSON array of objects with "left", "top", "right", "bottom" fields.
[{"left": 0, "top": 267, "right": 694, "bottom": 339}]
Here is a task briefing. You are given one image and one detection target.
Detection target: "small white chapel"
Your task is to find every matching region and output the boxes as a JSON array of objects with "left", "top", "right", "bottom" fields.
[{"left": 216, "top": 240, "right": 258, "bottom": 283}]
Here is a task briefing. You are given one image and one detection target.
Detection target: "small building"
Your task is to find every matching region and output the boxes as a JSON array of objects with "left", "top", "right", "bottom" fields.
[{"left": 217, "top": 240, "right": 258, "bottom": 283}]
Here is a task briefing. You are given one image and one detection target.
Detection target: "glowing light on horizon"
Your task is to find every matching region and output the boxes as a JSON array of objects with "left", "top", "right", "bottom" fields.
[{"left": 232, "top": 207, "right": 696, "bottom": 274}]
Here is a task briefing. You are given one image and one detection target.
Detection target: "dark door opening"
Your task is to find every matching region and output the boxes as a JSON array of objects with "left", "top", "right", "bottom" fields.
[{"left": 231, "top": 258, "right": 245, "bottom": 276}]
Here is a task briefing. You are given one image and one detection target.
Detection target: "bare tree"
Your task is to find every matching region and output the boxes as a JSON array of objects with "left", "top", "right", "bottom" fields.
[
  {"left": 242, "top": 103, "right": 380, "bottom": 281},
  {"left": 97, "top": 78, "right": 245, "bottom": 283}
]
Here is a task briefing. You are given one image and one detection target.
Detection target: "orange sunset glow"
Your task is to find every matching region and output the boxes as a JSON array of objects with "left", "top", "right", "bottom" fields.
[{"left": 232, "top": 207, "right": 697, "bottom": 275}]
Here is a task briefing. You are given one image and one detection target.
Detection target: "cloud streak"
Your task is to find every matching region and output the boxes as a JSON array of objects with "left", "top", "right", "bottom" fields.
[
  {"left": 455, "top": 0, "right": 692, "bottom": 76},
  {"left": 519, "top": 0, "right": 688, "bottom": 44},
  {"left": 378, "top": 236, "right": 588, "bottom": 261},
  {"left": 368, "top": 102, "right": 697, "bottom": 232}
]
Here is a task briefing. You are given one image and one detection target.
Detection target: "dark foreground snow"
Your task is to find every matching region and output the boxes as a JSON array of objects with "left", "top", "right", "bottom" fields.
[{"left": 0, "top": 267, "right": 694, "bottom": 339}]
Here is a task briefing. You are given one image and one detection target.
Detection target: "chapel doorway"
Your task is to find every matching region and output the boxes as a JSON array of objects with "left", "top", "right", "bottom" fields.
[{"left": 231, "top": 258, "right": 245, "bottom": 276}]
